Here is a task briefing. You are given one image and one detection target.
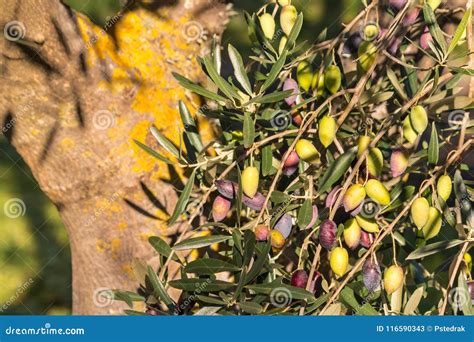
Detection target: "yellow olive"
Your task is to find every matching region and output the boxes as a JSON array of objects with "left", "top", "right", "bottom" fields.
[
  {"left": 242, "top": 166, "right": 259, "bottom": 198},
  {"left": 437, "top": 175, "right": 452, "bottom": 202},
  {"left": 367, "top": 147, "right": 383, "bottom": 177},
  {"left": 422, "top": 207, "right": 442, "bottom": 240},
  {"left": 259, "top": 13, "right": 276, "bottom": 40},
  {"left": 410, "top": 197, "right": 430, "bottom": 229},
  {"left": 278, "top": 36, "right": 287, "bottom": 55},
  {"left": 384, "top": 265, "right": 404, "bottom": 295},
  {"left": 343, "top": 218, "right": 361, "bottom": 249},
  {"left": 365, "top": 179, "right": 390, "bottom": 206},
  {"left": 278, "top": 0, "right": 291, "bottom": 6},
  {"left": 390, "top": 150, "right": 408, "bottom": 178},
  {"left": 358, "top": 41, "right": 377, "bottom": 71},
  {"left": 297, "top": 61, "right": 313, "bottom": 92},
  {"left": 403, "top": 116, "right": 418, "bottom": 144},
  {"left": 363, "top": 23, "right": 379, "bottom": 41},
  {"left": 318, "top": 115, "right": 337, "bottom": 148},
  {"left": 270, "top": 229, "right": 286, "bottom": 249},
  {"left": 343, "top": 184, "right": 366, "bottom": 212},
  {"left": 426, "top": 0, "right": 442, "bottom": 10},
  {"left": 330, "top": 247, "right": 349, "bottom": 277},
  {"left": 409, "top": 105, "right": 428, "bottom": 134},
  {"left": 355, "top": 215, "right": 379, "bottom": 233},
  {"left": 357, "top": 135, "right": 371, "bottom": 158},
  {"left": 311, "top": 73, "right": 325, "bottom": 96},
  {"left": 295, "top": 139, "right": 319, "bottom": 163},
  {"left": 280, "top": 5, "right": 297, "bottom": 36},
  {"left": 324, "top": 65, "right": 342, "bottom": 94}
]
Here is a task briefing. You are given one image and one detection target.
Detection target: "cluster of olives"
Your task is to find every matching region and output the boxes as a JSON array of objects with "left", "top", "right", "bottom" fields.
[{"left": 259, "top": 0, "right": 298, "bottom": 53}]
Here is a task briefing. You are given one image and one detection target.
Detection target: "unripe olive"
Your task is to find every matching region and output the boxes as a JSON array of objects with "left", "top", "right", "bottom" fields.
[
  {"left": 437, "top": 175, "right": 452, "bottom": 202},
  {"left": 311, "top": 73, "right": 325, "bottom": 96},
  {"left": 242, "top": 166, "right": 259, "bottom": 198},
  {"left": 291, "top": 270, "right": 309, "bottom": 289},
  {"left": 426, "top": 0, "right": 442, "bottom": 10},
  {"left": 274, "top": 213, "right": 293, "bottom": 239},
  {"left": 409, "top": 105, "right": 428, "bottom": 134},
  {"left": 330, "top": 247, "right": 349, "bottom": 278},
  {"left": 215, "top": 180, "right": 237, "bottom": 199},
  {"left": 360, "top": 230, "right": 374, "bottom": 249},
  {"left": 410, "top": 197, "right": 430, "bottom": 229},
  {"left": 296, "top": 61, "right": 313, "bottom": 92},
  {"left": 422, "top": 207, "right": 442, "bottom": 240},
  {"left": 362, "top": 23, "right": 379, "bottom": 42},
  {"left": 363, "top": 258, "right": 381, "bottom": 293},
  {"left": 243, "top": 191, "right": 266, "bottom": 211},
  {"left": 255, "top": 224, "right": 270, "bottom": 241},
  {"left": 295, "top": 139, "right": 319, "bottom": 163},
  {"left": 343, "top": 218, "right": 361, "bottom": 249},
  {"left": 324, "top": 65, "right": 342, "bottom": 94},
  {"left": 403, "top": 116, "right": 418, "bottom": 144},
  {"left": 279, "top": 36, "right": 288, "bottom": 55},
  {"left": 259, "top": 13, "right": 276, "bottom": 40},
  {"left": 464, "top": 253, "right": 472, "bottom": 273},
  {"left": 343, "top": 184, "right": 366, "bottom": 212},
  {"left": 318, "top": 115, "right": 337, "bottom": 148},
  {"left": 283, "top": 78, "right": 299, "bottom": 106},
  {"left": 326, "top": 186, "right": 341, "bottom": 208},
  {"left": 357, "top": 135, "right": 371, "bottom": 158},
  {"left": 280, "top": 5, "right": 297, "bottom": 36},
  {"left": 283, "top": 150, "right": 300, "bottom": 168},
  {"left": 270, "top": 229, "right": 286, "bottom": 249},
  {"left": 355, "top": 214, "right": 379, "bottom": 233},
  {"left": 420, "top": 26, "right": 433, "bottom": 50},
  {"left": 278, "top": 0, "right": 291, "bottom": 6},
  {"left": 358, "top": 41, "right": 377, "bottom": 71},
  {"left": 365, "top": 179, "right": 390, "bottom": 206},
  {"left": 390, "top": 149, "right": 408, "bottom": 178},
  {"left": 367, "top": 147, "right": 383, "bottom": 178},
  {"left": 212, "top": 195, "right": 231, "bottom": 222},
  {"left": 319, "top": 219, "right": 337, "bottom": 250},
  {"left": 383, "top": 265, "right": 404, "bottom": 295},
  {"left": 306, "top": 205, "right": 319, "bottom": 229}
]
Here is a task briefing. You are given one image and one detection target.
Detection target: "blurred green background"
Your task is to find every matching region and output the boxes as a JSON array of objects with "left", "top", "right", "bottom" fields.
[{"left": 0, "top": 0, "right": 360, "bottom": 314}]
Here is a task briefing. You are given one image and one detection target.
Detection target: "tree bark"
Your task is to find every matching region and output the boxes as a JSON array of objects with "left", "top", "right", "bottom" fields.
[{"left": 0, "top": 0, "right": 231, "bottom": 314}]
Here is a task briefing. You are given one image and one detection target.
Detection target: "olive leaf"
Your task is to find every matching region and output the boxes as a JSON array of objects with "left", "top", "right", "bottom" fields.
[
  {"left": 228, "top": 44, "right": 252, "bottom": 95},
  {"left": 168, "top": 168, "right": 196, "bottom": 225},
  {"left": 428, "top": 123, "right": 439, "bottom": 165},
  {"left": 173, "top": 235, "right": 231, "bottom": 251},
  {"left": 318, "top": 147, "right": 357, "bottom": 194}
]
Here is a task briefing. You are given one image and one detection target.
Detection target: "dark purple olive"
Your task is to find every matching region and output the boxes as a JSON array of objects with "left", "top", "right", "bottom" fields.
[
  {"left": 468, "top": 281, "right": 474, "bottom": 300},
  {"left": 319, "top": 219, "right": 337, "bottom": 250},
  {"left": 243, "top": 191, "right": 265, "bottom": 211},
  {"left": 146, "top": 309, "right": 160, "bottom": 315},
  {"left": 283, "top": 79, "right": 299, "bottom": 106},
  {"left": 360, "top": 230, "right": 374, "bottom": 249},
  {"left": 215, "top": 180, "right": 237, "bottom": 199},
  {"left": 282, "top": 166, "right": 297, "bottom": 176},
  {"left": 403, "top": 7, "right": 420, "bottom": 27},
  {"left": 291, "top": 270, "right": 309, "bottom": 289},
  {"left": 363, "top": 258, "right": 381, "bottom": 293},
  {"left": 274, "top": 213, "right": 293, "bottom": 239},
  {"left": 389, "top": 0, "right": 407, "bottom": 10},
  {"left": 308, "top": 271, "right": 324, "bottom": 296},
  {"left": 343, "top": 32, "right": 363, "bottom": 56}
]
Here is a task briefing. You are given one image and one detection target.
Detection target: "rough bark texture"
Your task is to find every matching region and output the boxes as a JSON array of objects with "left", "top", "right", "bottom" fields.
[{"left": 0, "top": 0, "right": 231, "bottom": 314}]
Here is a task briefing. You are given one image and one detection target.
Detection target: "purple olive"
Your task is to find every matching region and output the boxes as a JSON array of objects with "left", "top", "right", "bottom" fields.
[
  {"left": 468, "top": 281, "right": 474, "bottom": 300},
  {"left": 243, "top": 191, "right": 265, "bottom": 211},
  {"left": 350, "top": 200, "right": 364, "bottom": 217},
  {"left": 212, "top": 195, "right": 231, "bottom": 222},
  {"left": 215, "top": 180, "right": 237, "bottom": 199},
  {"left": 283, "top": 166, "right": 297, "bottom": 176},
  {"left": 274, "top": 213, "right": 293, "bottom": 239},
  {"left": 420, "top": 26, "right": 433, "bottom": 50},
  {"left": 326, "top": 186, "right": 341, "bottom": 209},
  {"left": 363, "top": 258, "right": 382, "bottom": 293},
  {"left": 291, "top": 270, "right": 309, "bottom": 289},
  {"left": 343, "top": 32, "right": 363, "bottom": 56},
  {"left": 403, "top": 7, "right": 420, "bottom": 27},
  {"left": 305, "top": 205, "right": 319, "bottom": 229},
  {"left": 389, "top": 0, "right": 407, "bottom": 10},
  {"left": 359, "top": 230, "right": 374, "bottom": 249},
  {"left": 283, "top": 79, "right": 299, "bottom": 106},
  {"left": 319, "top": 219, "right": 337, "bottom": 250}
]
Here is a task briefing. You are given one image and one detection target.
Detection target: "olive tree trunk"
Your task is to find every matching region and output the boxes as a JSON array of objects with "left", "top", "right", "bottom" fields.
[{"left": 0, "top": 0, "right": 231, "bottom": 314}]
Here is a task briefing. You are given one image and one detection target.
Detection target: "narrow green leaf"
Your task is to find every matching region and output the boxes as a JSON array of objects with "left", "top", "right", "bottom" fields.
[
  {"left": 247, "top": 90, "right": 294, "bottom": 105},
  {"left": 423, "top": 4, "right": 446, "bottom": 54},
  {"left": 133, "top": 140, "right": 175, "bottom": 164},
  {"left": 260, "top": 50, "right": 288, "bottom": 93},
  {"left": 168, "top": 169, "right": 196, "bottom": 225},
  {"left": 448, "top": 9, "right": 471, "bottom": 56},
  {"left": 297, "top": 199, "right": 313, "bottom": 229},
  {"left": 387, "top": 67, "right": 408, "bottom": 101},
  {"left": 147, "top": 266, "right": 174, "bottom": 306},
  {"left": 111, "top": 290, "right": 145, "bottom": 308},
  {"left": 243, "top": 112, "right": 255, "bottom": 148},
  {"left": 246, "top": 282, "right": 314, "bottom": 301},
  {"left": 173, "top": 72, "right": 227, "bottom": 103},
  {"left": 403, "top": 286, "right": 425, "bottom": 315},
  {"left": 150, "top": 126, "right": 180, "bottom": 159},
  {"left": 284, "top": 13, "right": 304, "bottom": 51},
  {"left": 238, "top": 301, "right": 263, "bottom": 314},
  {"left": 450, "top": 67, "right": 474, "bottom": 76},
  {"left": 318, "top": 147, "right": 357, "bottom": 193},
  {"left": 178, "top": 101, "right": 204, "bottom": 153},
  {"left": 184, "top": 258, "right": 241, "bottom": 274},
  {"left": 173, "top": 235, "right": 231, "bottom": 251},
  {"left": 245, "top": 240, "right": 271, "bottom": 284},
  {"left": 428, "top": 123, "right": 439, "bottom": 165},
  {"left": 149, "top": 236, "right": 179, "bottom": 262},
  {"left": 356, "top": 303, "right": 380, "bottom": 315},
  {"left": 406, "top": 240, "right": 464, "bottom": 260},
  {"left": 202, "top": 56, "right": 241, "bottom": 100},
  {"left": 261, "top": 145, "right": 273, "bottom": 177},
  {"left": 169, "top": 279, "right": 235, "bottom": 291},
  {"left": 243, "top": 230, "right": 256, "bottom": 267},
  {"left": 228, "top": 44, "right": 252, "bottom": 95}
]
